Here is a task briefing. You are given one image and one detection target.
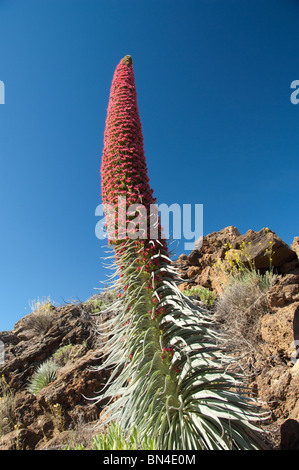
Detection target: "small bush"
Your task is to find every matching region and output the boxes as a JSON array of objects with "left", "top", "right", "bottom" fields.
[
  {"left": 214, "top": 268, "right": 273, "bottom": 351},
  {"left": 65, "top": 422, "right": 157, "bottom": 450},
  {"left": 52, "top": 344, "right": 74, "bottom": 366},
  {"left": 26, "top": 297, "right": 55, "bottom": 334},
  {"left": 28, "top": 359, "right": 58, "bottom": 395},
  {"left": 85, "top": 288, "right": 118, "bottom": 313},
  {"left": 182, "top": 286, "right": 216, "bottom": 306},
  {"left": 53, "top": 343, "right": 87, "bottom": 366}
]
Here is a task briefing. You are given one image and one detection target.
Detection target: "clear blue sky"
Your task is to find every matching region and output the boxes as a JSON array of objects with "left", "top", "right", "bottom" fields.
[{"left": 0, "top": 0, "right": 298, "bottom": 331}]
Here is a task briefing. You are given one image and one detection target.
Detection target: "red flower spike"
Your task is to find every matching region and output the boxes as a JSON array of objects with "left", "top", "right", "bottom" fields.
[{"left": 101, "top": 55, "right": 167, "bottom": 249}]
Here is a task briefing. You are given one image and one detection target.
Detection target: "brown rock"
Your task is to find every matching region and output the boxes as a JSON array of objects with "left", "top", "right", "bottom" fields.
[
  {"left": 194, "top": 266, "right": 224, "bottom": 293},
  {"left": 292, "top": 304, "right": 299, "bottom": 350},
  {"left": 0, "top": 428, "right": 40, "bottom": 450},
  {"left": 178, "top": 281, "right": 191, "bottom": 292},
  {"left": 14, "top": 390, "right": 42, "bottom": 428},
  {"left": 187, "top": 249, "right": 202, "bottom": 267},
  {"left": 185, "top": 266, "right": 202, "bottom": 279},
  {"left": 178, "top": 226, "right": 241, "bottom": 290},
  {"left": 187, "top": 226, "right": 240, "bottom": 267},
  {"left": 232, "top": 228, "right": 297, "bottom": 270},
  {"left": 254, "top": 365, "right": 291, "bottom": 414},
  {"left": 260, "top": 302, "right": 299, "bottom": 359},
  {"left": 0, "top": 300, "right": 113, "bottom": 449},
  {"left": 280, "top": 259, "right": 299, "bottom": 275},
  {"left": 204, "top": 226, "right": 241, "bottom": 252},
  {"left": 37, "top": 350, "right": 109, "bottom": 409},
  {"left": 177, "top": 253, "right": 188, "bottom": 263},
  {"left": 195, "top": 266, "right": 213, "bottom": 289},
  {"left": 280, "top": 419, "right": 299, "bottom": 450},
  {"left": 267, "top": 276, "right": 299, "bottom": 309},
  {"left": 292, "top": 237, "right": 299, "bottom": 260},
  {"left": 283, "top": 363, "right": 299, "bottom": 422}
]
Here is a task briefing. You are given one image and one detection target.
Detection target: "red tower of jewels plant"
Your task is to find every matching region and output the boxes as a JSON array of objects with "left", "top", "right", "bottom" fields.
[{"left": 96, "top": 56, "right": 268, "bottom": 450}]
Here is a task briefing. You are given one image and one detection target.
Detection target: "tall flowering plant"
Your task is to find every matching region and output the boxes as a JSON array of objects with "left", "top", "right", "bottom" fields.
[{"left": 96, "top": 56, "right": 267, "bottom": 450}]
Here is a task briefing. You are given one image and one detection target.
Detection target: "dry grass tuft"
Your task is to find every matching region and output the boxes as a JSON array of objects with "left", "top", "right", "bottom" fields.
[
  {"left": 26, "top": 297, "right": 55, "bottom": 334},
  {"left": 214, "top": 269, "right": 274, "bottom": 352}
]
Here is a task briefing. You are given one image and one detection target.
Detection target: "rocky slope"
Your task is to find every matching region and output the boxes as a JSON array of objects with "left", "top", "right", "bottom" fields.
[
  {"left": 176, "top": 226, "right": 299, "bottom": 450},
  {"left": 0, "top": 226, "right": 299, "bottom": 450},
  {"left": 0, "top": 302, "right": 111, "bottom": 449}
]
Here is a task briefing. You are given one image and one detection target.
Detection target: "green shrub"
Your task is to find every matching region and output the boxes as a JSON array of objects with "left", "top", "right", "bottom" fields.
[
  {"left": 91, "top": 423, "right": 156, "bottom": 450},
  {"left": 65, "top": 422, "right": 157, "bottom": 450},
  {"left": 182, "top": 286, "right": 216, "bottom": 306},
  {"left": 28, "top": 359, "right": 58, "bottom": 395},
  {"left": 53, "top": 343, "right": 87, "bottom": 366},
  {"left": 85, "top": 288, "right": 118, "bottom": 313},
  {"left": 52, "top": 344, "right": 74, "bottom": 366}
]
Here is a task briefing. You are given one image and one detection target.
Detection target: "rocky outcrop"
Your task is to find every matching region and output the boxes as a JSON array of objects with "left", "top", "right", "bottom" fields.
[
  {"left": 176, "top": 226, "right": 241, "bottom": 293},
  {"left": 177, "top": 226, "right": 299, "bottom": 294},
  {"left": 0, "top": 302, "right": 110, "bottom": 449},
  {"left": 232, "top": 228, "right": 297, "bottom": 270},
  {"left": 267, "top": 274, "right": 299, "bottom": 309},
  {"left": 177, "top": 226, "right": 299, "bottom": 449},
  {"left": 292, "top": 237, "right": 299, "bottom": 260}
]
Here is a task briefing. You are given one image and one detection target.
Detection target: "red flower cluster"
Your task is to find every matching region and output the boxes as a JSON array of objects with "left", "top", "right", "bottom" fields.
[
  {"left": 151, "top": 306, "right": 167, "bottom": 320},
  {"left": 161, "top": 347, "right": 174, "bottom": 361},
  {"left": 101, "top": 56, "right": 166, "bottom": 248}
]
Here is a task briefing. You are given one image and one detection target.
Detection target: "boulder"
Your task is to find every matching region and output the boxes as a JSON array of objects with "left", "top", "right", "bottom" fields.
[
  {"left": 177, "top": 226, "right": 241, "bottom": 290},
  {"left": 267, "top": 275, "right": 299, "bottom": 309},
  {"left": 292, "top": 237, "right": 299, "bottom": 260},
  {"left": 231, "top": 228, "right": 297, "bottom": 270},
  {"left": 260, "top": 303, "right": 299, "bottom": 359},
  {"left": 187, "top": 226, "right": 240, "bottom": 267},
  {"left": 0, "top": 428, "right": 40, "bottom": 450},
  {"left": 280, "top": 419, "right": 299, "bottom": 450},
  {"left": 280, "top": 259, "right": 299, "bottom": 275}
]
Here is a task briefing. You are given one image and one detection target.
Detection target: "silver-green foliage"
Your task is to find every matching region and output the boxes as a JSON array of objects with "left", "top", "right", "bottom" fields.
[
  {"left": 95, "top": 241, "right": 268, "bottom": 450},
  {"left": 28, "top": 359, "right": 58, "bottom": 395}
]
